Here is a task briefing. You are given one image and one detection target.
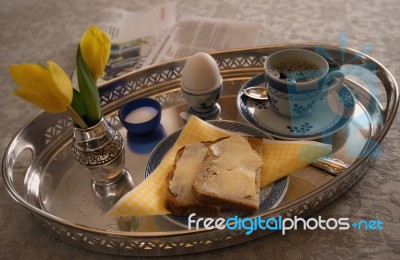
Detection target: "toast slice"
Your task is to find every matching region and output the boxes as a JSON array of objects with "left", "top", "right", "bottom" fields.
[
  {"left": 192, "top": 135, "right": 264, "bottom": 214},
  {"left": 165, "top": 142, "right": 221, "bottom": 217}
]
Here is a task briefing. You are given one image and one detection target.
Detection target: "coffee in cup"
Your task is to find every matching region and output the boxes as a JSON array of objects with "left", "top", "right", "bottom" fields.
[{"left": 264, "top": 49, "right": 344, "bottom": 118}]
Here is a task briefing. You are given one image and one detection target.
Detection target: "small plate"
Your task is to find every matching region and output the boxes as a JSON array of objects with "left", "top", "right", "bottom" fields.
[
  {"left": 237, "top": 74, "right": 356, "bottom": 140},
  {"left": 144, "top": 120, "right": 289, "bottom": 228}
]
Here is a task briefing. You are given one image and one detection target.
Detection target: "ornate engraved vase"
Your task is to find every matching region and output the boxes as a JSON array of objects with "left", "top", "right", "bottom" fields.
[{"left": 72, "top": 117, "right": 125, "bottom": 186}]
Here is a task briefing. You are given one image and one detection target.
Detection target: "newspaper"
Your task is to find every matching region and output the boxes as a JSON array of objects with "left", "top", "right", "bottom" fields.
[
  {"left": 141, "top": 17, "right": 261, "bottom": 67},
  {"left": 95, "top": 3, "right": 176, "bottom": 81},
  {"left": 81, "top": 5, "right": 260, "bottom": 84}
]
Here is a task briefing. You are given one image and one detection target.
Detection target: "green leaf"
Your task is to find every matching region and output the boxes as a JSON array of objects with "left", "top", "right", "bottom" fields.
[
  {"left": 76, "top": 46, "right": 101, "bottom": 126},
  {"left": 71, "top": 89, "right": 86, "bottom": 118}
]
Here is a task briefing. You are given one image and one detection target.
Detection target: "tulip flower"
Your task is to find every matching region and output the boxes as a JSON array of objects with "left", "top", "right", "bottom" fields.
[
  {"left": 9, "top": 61, "right": 88, "bottom": 128},
  {"left": 9, "top": 62, "right": 73, "bottom": 113},
  {"left": 79, "top": 25, "right": 111, "bottom": 80},
  {"left": 9, "top": 25, "right": 111, "bottom": 129}
]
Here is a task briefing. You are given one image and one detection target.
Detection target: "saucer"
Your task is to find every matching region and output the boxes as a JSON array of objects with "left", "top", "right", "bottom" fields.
[{"left": 237, "top": 74, "right": 356, "bottom": 140}]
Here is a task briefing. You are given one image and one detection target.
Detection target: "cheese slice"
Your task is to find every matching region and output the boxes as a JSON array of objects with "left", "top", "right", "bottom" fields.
[
  {"left": 218, "top": 169, "right": 256, "bottom": 198},
  {"left": 169, "top": 142, "right": 208, "bottom": 201},
  {"left": 209, "top": 135, "right": 263, "bottom": 198}
]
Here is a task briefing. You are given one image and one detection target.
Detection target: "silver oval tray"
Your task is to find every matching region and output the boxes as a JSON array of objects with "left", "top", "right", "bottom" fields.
[{"left": 2, "top": 44, "right": 399, "bottom": 256}]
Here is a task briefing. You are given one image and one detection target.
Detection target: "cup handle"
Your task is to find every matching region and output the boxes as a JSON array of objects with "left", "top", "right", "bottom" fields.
[{"left": 321, "top": 70, "right": 345, "bottom": 95}]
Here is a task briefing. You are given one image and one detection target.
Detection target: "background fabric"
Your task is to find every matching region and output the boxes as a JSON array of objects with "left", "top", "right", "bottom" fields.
[{"left": 0, "top": 0, "right": 399, "bottom": 259}]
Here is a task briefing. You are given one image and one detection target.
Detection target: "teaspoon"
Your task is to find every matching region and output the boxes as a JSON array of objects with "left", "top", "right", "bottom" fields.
[{"left": 244, "top": 86, "right": 268, "bottom": 100}]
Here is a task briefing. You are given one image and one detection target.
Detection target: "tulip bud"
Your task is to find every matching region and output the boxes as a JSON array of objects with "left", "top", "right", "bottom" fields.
[
  {"left": 79, "top": 25, "right": 111, "bottom": 80},
  {"left": 9, "top": 61, "right": 73, "bottom": 113}
]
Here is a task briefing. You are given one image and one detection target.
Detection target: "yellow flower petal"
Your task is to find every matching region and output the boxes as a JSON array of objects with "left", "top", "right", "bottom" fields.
[
  {"left": 99, "top": 31, "right": 111, "bottom": 71},
  {"left": 9, "top": 64, "right": 50, "bottom": 88},
  {"left": 80, "top": 25, "right": 110, "bottom": 80},
  {"left": 14, "top": 85, "right": 66, "bottom": 113},
  {"left": 48, "top": 61, "right": 73, "bottom": 108},
  {"left": 9, "top": 62, "right": 73, "bottom": 113},
  {"left": 10, "top": 63, "right": 55, "bottom": 98}
]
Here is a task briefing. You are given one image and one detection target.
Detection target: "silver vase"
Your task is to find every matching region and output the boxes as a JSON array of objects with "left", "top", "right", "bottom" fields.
[{"left": 72, "top": 117, "right": 125, "bottom": 186}]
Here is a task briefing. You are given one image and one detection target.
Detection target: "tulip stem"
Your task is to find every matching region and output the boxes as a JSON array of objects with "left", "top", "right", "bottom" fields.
[{"left": 67, "top": 106, "right": 88, "bottom": 129}]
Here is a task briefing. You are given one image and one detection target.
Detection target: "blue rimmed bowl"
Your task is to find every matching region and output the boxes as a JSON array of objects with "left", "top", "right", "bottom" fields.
[{"left": 118, "top": 98, "right": 162, "bottom": 134}]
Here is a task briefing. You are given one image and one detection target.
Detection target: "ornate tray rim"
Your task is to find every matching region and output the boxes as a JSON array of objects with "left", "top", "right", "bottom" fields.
[{"left": 2, "top": 43, "right": 399, "bottom": 256}]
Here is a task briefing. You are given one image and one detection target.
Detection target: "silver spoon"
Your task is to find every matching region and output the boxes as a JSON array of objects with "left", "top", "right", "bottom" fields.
[
  {"left": 244, "top": 86, "right": 268, "bottom": 100},
  {"left": 311, "top": 158, "right": 349, "bottom": 177}
]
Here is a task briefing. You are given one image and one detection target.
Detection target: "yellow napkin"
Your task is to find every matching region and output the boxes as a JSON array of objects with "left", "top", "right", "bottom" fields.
[{"left": 108, "top": 116, "right": 331, "bottom": 216}]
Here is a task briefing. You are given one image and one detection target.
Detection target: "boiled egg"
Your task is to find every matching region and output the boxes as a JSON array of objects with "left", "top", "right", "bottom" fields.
[{"left": 181, "top": 52, "right": 222, "bottom": 93}]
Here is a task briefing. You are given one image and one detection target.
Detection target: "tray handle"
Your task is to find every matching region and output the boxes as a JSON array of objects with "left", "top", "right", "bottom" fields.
[
  {"left": 3, "top": 132, "right": 36, "bottom": 204},
  {"left": 2, "top": 112, "right": 72, "bottom": 204}
]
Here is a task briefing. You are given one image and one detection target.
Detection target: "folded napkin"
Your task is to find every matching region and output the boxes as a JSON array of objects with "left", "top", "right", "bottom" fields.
[{"left": 108, "top": 116, "right": 331, "bottom": 216}]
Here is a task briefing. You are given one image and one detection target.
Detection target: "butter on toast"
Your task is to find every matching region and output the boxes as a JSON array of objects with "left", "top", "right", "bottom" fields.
[
  {"left": 192, "top": 135, "right": 263, "bottom": 214},
  {"left": 165, "top": 142, "right": 220, "bottom": 217}
]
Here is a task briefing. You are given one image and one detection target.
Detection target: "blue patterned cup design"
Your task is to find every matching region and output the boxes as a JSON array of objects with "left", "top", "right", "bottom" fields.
[{"left": 264, "top": 49, "right": 344, "bottom": 118}]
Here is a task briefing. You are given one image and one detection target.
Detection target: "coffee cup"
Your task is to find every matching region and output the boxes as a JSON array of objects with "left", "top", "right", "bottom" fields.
[{"left": 264, "top": 49, "right": 344, "bottom": 118}]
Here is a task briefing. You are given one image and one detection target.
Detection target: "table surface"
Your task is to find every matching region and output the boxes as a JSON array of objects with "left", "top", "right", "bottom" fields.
[{"left": 1, "top": 0, "right": 399, "bottom": 259}]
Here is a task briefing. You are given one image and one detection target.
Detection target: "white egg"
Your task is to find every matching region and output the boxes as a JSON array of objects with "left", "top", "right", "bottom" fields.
[{"left": 181, "top": 52, "right": 221, "bottom": 93}]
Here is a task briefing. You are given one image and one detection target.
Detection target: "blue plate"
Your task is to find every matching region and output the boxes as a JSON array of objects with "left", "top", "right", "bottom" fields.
[
  {"left": 237, "top": 74, "right": 356, "bottom": 140},
  {"left": 144, "top": 120, "right": 289, "bottom": 228}
]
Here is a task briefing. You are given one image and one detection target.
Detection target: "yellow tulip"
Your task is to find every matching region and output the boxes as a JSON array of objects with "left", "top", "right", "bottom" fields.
[
  {"left": 79, "top": 25, "right": 110, "bottom": 80},
  {"left": 9, "top": 61, "right": 73, "bottom": 113}
]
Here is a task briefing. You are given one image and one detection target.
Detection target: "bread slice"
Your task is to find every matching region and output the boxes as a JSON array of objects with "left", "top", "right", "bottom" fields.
[
  {"left": 165, "top": 142, "right": 221, "bottom": 217},
  {"left": 192, "top": 136, "right": 263, "bottom": 214}
]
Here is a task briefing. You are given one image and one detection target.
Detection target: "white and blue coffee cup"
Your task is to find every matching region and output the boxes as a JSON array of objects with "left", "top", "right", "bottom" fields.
[{"left": 264, "top": 49, "right": 344, "bottom": 118}]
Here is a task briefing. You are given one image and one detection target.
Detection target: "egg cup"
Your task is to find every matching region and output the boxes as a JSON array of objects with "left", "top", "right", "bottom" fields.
[{"left": 181, "top": 78, "right": 223, "bottom": 120}]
